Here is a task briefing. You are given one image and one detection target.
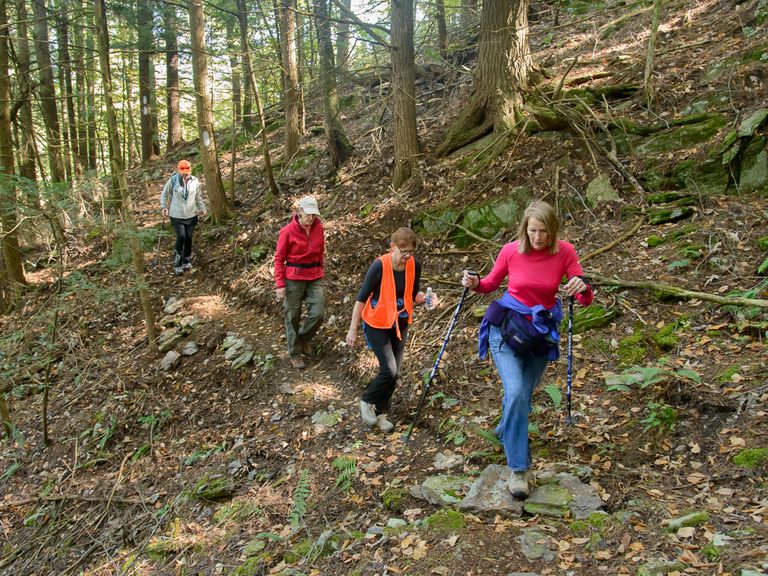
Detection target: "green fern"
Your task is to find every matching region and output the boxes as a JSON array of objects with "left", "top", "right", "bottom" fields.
[
  {"left": 289, "top": 470, "right": 312, "bottom": 526},
  {"left": 332, "top": 456, "right": 357, "bottom": 493},
  {"left": 473, "top": 426, "right": 503, "bottom": 448}
]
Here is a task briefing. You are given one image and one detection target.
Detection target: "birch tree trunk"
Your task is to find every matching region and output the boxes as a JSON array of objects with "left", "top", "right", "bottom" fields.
[
  {"left": 391, "top": 0, "right": 420, "bottom": 189},
  {"left": 94, "top": 0, "right": 157, "bottom": 348},
  {"left": 189, "top": 0, "right": 231, "bottom": 221}
]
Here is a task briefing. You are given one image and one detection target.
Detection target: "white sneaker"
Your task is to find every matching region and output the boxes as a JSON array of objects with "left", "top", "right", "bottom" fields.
[
  {"left": 359, "top": 401, "right": 377, "bottom": 426},
  {"left": 376, "top": 414, "right": 394, "bottom": 432},
  {"left": 508, "top": 471, "right": 529, "bottom": 498}
]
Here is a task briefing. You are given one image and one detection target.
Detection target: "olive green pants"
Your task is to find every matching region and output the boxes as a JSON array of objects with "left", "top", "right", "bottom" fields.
[{"left": 283, "top": 279, "right": 325, "bottom": 359}]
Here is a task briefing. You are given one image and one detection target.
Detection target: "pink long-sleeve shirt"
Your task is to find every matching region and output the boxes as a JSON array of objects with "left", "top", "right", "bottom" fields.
[{"left": 476, "top": 240, "right": 594, "bottom": 308}]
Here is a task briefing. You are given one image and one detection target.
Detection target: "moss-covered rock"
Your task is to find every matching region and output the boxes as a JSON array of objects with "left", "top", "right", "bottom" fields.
[
  {"left": 668, "top": 511, "right": 710, "bottom": 530},
  {"left": 381, "top": 485, "right": 408, "bottom": 511},
  {"left": 230, "top": 556, "right": 267, "bottom": 576},
  {"left": 191, "top": 471, "right": 235, "bottom": 501},
  {"left": 740, "top": 136, "right": 768, "bottom": 194},
  {"left": 648, "top": 205, "right": 695, "bottom": 225},
  {"left": 653, "top": 319, "right": 686, "bottom": 350},
  {"left": 618, "top": 329, "right": 647, "bottom": 367},
  {"left": 646, "top": 235, "right": 666, "bottom": 247},
  {"left": 636, "top": 115, "right": 727, "bottom": 156},
  {"left": 424, "top": 509, "right": 465, "bottom": 533}
]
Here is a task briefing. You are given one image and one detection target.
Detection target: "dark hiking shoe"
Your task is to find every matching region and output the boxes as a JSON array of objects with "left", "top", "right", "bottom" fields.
[{"left": 290, "top": 357, "right": 306, "bottom": 370}]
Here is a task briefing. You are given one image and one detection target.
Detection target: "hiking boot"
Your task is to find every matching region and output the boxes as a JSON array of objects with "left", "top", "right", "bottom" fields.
[
  {"left": 290, "top": 357, "right": 305, "bottom": 370},
  {"left": 359, "top": 400, "right": 377, "bottom": 426},
  {"left": 507, "top": 471, "right": 529, "bottom": 499},
  {"left": 174, "top": 266, "right": 184, "bottom": 276},
  {"left": 300, "top": 339, "right": 313, "bottom": 356},
  {"left": 376, "top": 414, "right": 394, "bottom": 433}
]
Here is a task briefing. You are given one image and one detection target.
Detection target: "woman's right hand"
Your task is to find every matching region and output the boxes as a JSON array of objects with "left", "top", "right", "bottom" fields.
[
  {"left": 345, "top": 328, "right": 357, "bottom": 348},
  {"left": 162, "top": 208, "right": 169, "bottom": 218},
  {"left": 461, "top": 269, "right": 479, "bottom": 289}
]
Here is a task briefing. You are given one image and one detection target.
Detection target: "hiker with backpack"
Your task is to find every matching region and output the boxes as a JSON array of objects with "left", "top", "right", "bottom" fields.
[
  {"left": 160, "top": 159, "right": 207, "bottom": 275},
  {"left": 346, "top": 227, "right": 436, "bottom": 432},
  {"left": 460, "top": 200, "right": 593, "bottom": 498},
  {"left": 274, "top": 196, "right": 326, "bottom": 370}
]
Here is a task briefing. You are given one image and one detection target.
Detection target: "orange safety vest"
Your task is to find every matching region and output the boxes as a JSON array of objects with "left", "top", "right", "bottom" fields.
[{"left": 361, "top": 253, "right": 415, "bottom": 340}]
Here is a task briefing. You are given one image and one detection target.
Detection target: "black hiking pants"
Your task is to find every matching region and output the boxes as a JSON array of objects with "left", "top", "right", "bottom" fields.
[
  {"left": 170, "top": 215, "right": 198, "bottom": 263},
  {"left": 362, "top": 318, "right": 409, "bottom": 413}
]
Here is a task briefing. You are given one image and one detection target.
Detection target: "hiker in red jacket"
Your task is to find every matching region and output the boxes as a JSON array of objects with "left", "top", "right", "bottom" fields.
[{"left": 274, "top": 197, "right": 325, "bottom": 369}]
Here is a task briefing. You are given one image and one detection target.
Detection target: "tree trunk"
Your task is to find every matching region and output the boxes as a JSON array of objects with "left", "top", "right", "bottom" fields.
[
  {"left": 57, "top": 4, "right": 81, "bottom": 178},
  {"left": 236, "top": 0, "right": 254, "bottom": 133},
  {"left": 435, "top": 0, "right": 448, "bottom": 59},
  {"left": 31, "top": 0, "right": 67, "bottom": 182},
  {"left": 85, "top": 16, "right": 97, "bottom": 170},
  {"left": 390, "top": 0, "right": 419, "bottom": 189},
  {"left": 163, "top": 2, "right": 183, "bottom": 149},
  {"left": 295, "top": 6, "right": 306, "bottom": 132},
  {"left": 14, "top": 0, "right": 37, "bottom": 180},
  {"left": 149, "top": 58, "right": 161, "bottom": 156},
  {"left": 72, "top": 0, "right": 89, "bottom": 174},
  {"left": 335, "top": 0, "right": 351, "bottom": 75},
  {"left": 314, "top": 0, "right": 353, "bottom": 172},
  {"left": 138, "top": 0, "right": 157, "bottom": 162},
  {"left": 189, "top": 0, "right": 231, "bottom": 221},
  {"left": 244, "top": 41, "right": 280, "bottom": 198},
  {"left": 1, "top": 0, "right": 26, "bottom": 294},
  {"left": 93, "top": 0, "right": 156, "bottom": 348},
  {"left": 279, "top": 0, "right": 302, "bottom": 162},
  {"left": 644, "top": 0, "right": 663, "bottom": 107},
  {"left": 436, "top": 0, "right": 531, "bottom": 158},
  {"left": 226, "top": 16, "right": 242, "bottom": 125}
]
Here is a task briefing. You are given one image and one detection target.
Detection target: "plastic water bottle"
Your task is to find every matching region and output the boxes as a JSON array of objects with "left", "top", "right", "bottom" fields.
[{"left": 425, "top": 287, "right": 434, "bottom": 310}]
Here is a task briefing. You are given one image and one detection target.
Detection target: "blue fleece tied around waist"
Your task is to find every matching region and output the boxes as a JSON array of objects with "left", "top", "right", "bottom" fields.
[{"left": 478, "top": 292, "right": 563, "bottom": 361}]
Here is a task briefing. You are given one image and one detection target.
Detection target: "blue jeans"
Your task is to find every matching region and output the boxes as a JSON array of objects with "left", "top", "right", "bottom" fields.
[{"left": 489, "top": 324, "right": 548, "bottom": 472}]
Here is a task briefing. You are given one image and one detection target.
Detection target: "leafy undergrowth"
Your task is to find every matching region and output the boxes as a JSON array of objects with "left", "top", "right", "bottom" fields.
[{"left": 2, "top": 0, "right": 768, "bottom": 574}]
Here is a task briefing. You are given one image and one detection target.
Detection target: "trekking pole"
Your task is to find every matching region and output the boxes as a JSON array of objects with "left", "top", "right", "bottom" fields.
[
  {"left": 566, "top": 296, "right": 574, "bottom": 425},
  {"left": 403, "top": 272, "right": 477, "bottom": 442},
  {"left": 153, "top": 215, "right": 166, "bottom": 264}
]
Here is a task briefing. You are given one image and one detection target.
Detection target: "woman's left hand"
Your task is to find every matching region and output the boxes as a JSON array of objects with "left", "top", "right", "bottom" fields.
[{"left": 563, "top": 276, "right": 588, "bottom": 298}]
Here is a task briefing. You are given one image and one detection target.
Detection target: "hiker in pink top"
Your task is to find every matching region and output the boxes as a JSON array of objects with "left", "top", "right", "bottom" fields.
[{"left": 461, "top": 200, "right": 593, "bottom": 499}]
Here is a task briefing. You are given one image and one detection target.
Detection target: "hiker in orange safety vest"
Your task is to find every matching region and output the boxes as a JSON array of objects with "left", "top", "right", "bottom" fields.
[{"left": 345, "top": 227, "right": 438, "bottom": 432}]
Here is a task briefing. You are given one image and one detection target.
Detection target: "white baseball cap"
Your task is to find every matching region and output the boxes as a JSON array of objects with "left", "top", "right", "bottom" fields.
[{"left": 299, "top": 196, "right": 320, "bottom": 216}]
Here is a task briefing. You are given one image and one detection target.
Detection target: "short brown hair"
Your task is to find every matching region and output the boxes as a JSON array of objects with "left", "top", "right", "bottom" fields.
[
  {"left": 517, "top": 200, "right": 560, "bottom": 254},
  {"left": 390, "top": 227, "right": 417, "bottom": 249}
]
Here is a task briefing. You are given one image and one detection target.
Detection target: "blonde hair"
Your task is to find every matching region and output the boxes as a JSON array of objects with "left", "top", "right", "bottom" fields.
[
  {"left": 390, "top": 227, "right": 417, "bottom": 249},
  {"left": 517, "top": 200, "right": 560, "bottom": 254}
]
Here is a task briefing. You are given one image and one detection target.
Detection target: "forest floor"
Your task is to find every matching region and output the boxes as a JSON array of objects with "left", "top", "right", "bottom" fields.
[{"left": 1, "top": 0, "right": 767, "bottom": 575}]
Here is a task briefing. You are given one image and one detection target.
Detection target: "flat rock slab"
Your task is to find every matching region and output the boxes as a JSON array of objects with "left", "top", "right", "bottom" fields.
[
  {"left": 159, "top": 351, "right": 181, "bottom": 371},
  {"left": 457, "top": 464, "right": 523, "bottom": 518}
]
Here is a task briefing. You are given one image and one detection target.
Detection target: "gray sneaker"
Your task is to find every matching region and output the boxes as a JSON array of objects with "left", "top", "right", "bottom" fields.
[
  {"left": 359, "top": 400, "right": 377, "bottom": 426},
  {"left": 507, "top": 471, "right": 529, "bottom": 498},
  {"left": 182, "top": 262, "right": 192, "bottom": 271},
  {"left": 376, "top": 414, "right": 394, "bottom": 432},
  {"left": 174, "top": 266, "right": 184, "bottom": 276}
]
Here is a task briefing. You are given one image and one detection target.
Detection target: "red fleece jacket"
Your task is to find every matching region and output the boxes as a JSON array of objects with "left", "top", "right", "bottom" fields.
[{"left": 274, "top": 215, "right": 325, "bottom": 288}]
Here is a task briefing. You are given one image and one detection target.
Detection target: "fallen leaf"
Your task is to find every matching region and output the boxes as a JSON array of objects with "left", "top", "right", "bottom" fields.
[
  {"left": 442, "top": 535, "right": 459, "bottom": 547},
  {"left": 687, "top": 472, "right": 707, "bottom": 484},
  {"left": 729, "top": 436, "right": 745, "bottom": 446},
  {"left": 677, "top": 527, "right": 696, "bottom": 538}
]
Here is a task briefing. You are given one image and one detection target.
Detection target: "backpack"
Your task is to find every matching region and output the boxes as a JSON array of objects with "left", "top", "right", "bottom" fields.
[{"left": 486, "top": 300, "right": 558, "bottom": 356}]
